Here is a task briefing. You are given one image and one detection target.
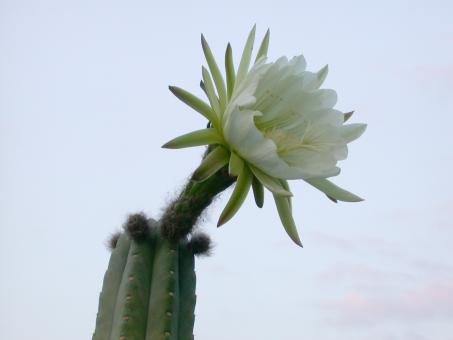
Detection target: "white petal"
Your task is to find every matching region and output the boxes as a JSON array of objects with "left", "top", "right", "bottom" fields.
[
  {"left": 226, "top": 58, "right": 271, "bottom": 118},
  {"left": 223, "top": 107, "right": 313, "bottom": 179},
  {"left": 341, "top": 123, "right": 367, "bottom": 143}
]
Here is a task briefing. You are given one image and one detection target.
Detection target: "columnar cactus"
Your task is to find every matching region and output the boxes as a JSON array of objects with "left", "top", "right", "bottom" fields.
[{"left": 92, "top": 215, "right": 212, "bottom": 340}]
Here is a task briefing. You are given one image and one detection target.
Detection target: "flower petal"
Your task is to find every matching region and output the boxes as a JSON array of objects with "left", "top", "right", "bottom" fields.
[
  {"left": 304, "top": 178, "right": 364, "bottom": 202},
  {"left": 226, "top": 59, "right": 270, "bottom": 113},
  {"left": 341, "top": 123, "right": 367, "bottom": 143},
  {"left": 223, "top": 108, "right": 314, "bottom": 179}
]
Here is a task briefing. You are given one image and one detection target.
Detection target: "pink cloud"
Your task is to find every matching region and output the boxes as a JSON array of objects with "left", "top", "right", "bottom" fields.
[{"left": 321, "top": 280, "right": 453, "bottom": 326}]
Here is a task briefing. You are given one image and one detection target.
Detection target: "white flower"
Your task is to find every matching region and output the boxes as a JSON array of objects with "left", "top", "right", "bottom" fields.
[{"left": 163, "top": 26, "right": 366, "bottom": 246}]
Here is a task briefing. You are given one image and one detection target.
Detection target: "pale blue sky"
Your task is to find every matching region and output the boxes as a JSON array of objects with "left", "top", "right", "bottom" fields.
[{"left": 1, "top": 1, "right": 453, "bottom": 339}]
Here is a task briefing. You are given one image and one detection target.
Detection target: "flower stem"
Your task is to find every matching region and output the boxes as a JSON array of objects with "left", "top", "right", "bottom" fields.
[{"left": 160, "top": 152, "right": 235, "bottom": 242}]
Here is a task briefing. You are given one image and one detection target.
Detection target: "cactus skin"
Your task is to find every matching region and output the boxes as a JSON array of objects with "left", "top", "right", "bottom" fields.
[
  {"left": 93, "top": 156, "right": 232, "bottom": 340},
  {"left": 92, "top": 230, "right": 196, "bottom": 340}
]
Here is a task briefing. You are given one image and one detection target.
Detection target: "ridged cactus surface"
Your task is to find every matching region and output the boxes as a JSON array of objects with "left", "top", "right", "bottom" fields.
[{"left": 92, "top": 216, "right": 199, "bottom": 340}]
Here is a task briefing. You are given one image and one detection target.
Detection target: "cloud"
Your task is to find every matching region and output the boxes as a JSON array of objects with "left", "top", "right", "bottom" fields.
[{"left": 320, "top": 280, "right": 453, "bottom": 326}]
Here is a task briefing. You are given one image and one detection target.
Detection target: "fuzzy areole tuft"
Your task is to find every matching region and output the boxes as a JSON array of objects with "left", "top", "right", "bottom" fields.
[
  {"left": 188, "top": 232, "right": 212, "bottom": 256},
  {"left": 160, "top": 165, "right": 235, "bottom": 242},
  {"left": 123, "top": 212, "right": 150, "bottom": 241},
  {"left": 106, "top": 231, "right": 122, "bottom": 251}
]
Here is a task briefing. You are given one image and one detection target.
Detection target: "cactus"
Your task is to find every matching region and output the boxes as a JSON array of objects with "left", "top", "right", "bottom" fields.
[
  {"left": 93, "top": 164, "right": 233, "bottom": 340},
  {"left": 92, "top": 214, "right": 212, "bottom": 340},
  {"left": 92, "top": 26, "right": 366, "bottom": 340}
]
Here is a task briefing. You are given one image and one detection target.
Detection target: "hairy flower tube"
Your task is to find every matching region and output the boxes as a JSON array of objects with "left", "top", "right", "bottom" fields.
[{"left": 163, "top": 26, "right": 366, "bottom": 246}]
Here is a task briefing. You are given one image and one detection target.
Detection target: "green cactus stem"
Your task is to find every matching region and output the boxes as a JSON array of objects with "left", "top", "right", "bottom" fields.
[
  {"left": 160, "top": 162, "right": 234, "bottom": 242},
  {"left": 93, "top": 218, "right": 199, "bottom": 340},
  {"left": 94, "top": 150, "right": 234, "bottom": 340}
]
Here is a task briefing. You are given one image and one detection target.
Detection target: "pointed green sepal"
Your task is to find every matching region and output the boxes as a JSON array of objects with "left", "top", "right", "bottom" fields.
[
  {"left": 326, "top": 195, "right": 338, "bottom": 203},
  {"left": 280, "top": 179, "right": 292, "bottom": 211},
  {"left": 250, "top": 166, "right": 292, "bottom": 197},
  {"left": 255, "top": 28, "right": 270, "bottom": 62},
  {"left": 192, "top": 146, "right": 229, "bottom": 182},
  {"left": 202, "top": 66, "right": 221, "bottom": 115},
  {"left": 201, "top": 34, "right": 227, "bottom": 109},
  {"left": 273, "top": 194, "right": 302, "bottom": 247},
  {"left": 252, "top": 176, "right": 264, "bottom": 208},
  {"left": 228, "top": 151, "right": 243, "bottom": 177},
  {"left": 225, "top": 43, "right": 236, "bottom": 100},
  {"left": 169, "top": 86, "right": 219, "bottom": 128},
  {"left": 217, "top": 166, "right": 252, "bottom": 226},
  {"left": 344, "top": 111, "right": 354, "bottom": 122},
  {"left": 162, "top": 128, "right": 223, "bottom": 149},
  {"left": 234, "top": 25, "right": 256, "bottom": 89},
  {"left": 317, "top": 64, "right": 328, "bottom": 85},
  {"left": 304, "top": 178, "right": 364, "bottom": 202},
  {"left": 200, "top": 80, "right": 207, "bottom": 96}
]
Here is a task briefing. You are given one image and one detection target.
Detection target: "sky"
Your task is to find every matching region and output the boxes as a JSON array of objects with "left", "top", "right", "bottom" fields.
[{"left": 1, "top": 0, "right": 453, "bottom": 339}]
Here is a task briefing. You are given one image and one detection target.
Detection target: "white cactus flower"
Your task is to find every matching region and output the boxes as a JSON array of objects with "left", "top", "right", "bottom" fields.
[{"left": 163, "top": 26, "right": 366, "bottom": 246}]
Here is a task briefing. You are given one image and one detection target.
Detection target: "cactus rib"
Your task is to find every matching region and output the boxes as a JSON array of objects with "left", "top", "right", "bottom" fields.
[{"left": 93, "top": 232, "right": 197, "bottom": 340}]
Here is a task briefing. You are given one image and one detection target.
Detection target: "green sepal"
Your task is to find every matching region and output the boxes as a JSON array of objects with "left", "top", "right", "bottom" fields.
[
  {"left": 280, "top": 179, "right": 292, "bottom": 212},
  {"left": 344, "top": 111, "right": 354, "bottom": 122},
  {"left": 326, "top": 195, "right": 338, "bottom": 203},
  {"left": 199, "top": 80, "right": 207, "bottom": 96},
  {"left": 252, "top": 176, "right": 264, "bottom": 208},
  {"left": 273, "top": 194, "right": 302, "bottom": 247},
  {"left": 168, "top": 86, "right": 219, "bottom": 129},
  {"left": 192, "top": 146, "right": 229, "bottom": 182},
  {"left": 250, "top": 166, "right": 292, "bottom": 197},
  {"left": 162, "top": 128, "right": 223, "bottom": 149},
  {"left": 234, "top": 25, "right": 256, "bottom": 89},
  {"left": 201, "top": 34, "right": 227, "bottom": 110},
  {"left": 304, "top": 178, "right": 364, "bottom": 202},
  {"left": 217, "top": 165, "right": 252, "bottom": 226},
  {"left": 255, "top": 28, "right": 270, "bottom": 62},
  {"left": 317, "top": 65, "right": 328, "bottom": 86},
  {"left": 225, "top": 43, "right": 235, "bottom": 100},
  {"left": 228, "top": 151, "right": 243, "bottom": 177},
  {"left": 201, "top": 66, "right": 221, "bottom": 115}
]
